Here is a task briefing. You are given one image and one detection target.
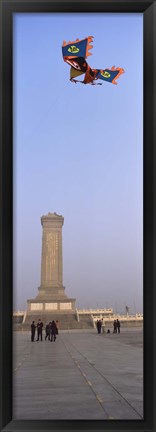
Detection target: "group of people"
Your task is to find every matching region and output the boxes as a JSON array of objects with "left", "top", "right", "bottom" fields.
[
  {"left": 96, "top": 318, "right": 121, "bottom": 334},
  {"left": 96, "top": 319, "right": 103, "bottom": 334},
  {"left": 113, "top": 319, "right": 121, "bottom": 333},
  {"left": 31, "top": 319, "right": 59, "bottom": 342}
]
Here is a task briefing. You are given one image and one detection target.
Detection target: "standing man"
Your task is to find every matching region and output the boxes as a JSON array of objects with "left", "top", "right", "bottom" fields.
[
  {"left": 45, "top": 322, "right": 51, "bottom": 340},
  {"left": 55, "top": 320, "right": 59, "bottom": 335},
  {"left": 50, "top": 320, "right": 57, "bottom": 341},
  {"left": 116, "top": 319, "right": 121, "bottom": 333},
  {"left": 31, "top": 321, "right": 36, "bottom": 342},
  {"left": 36, "top": 319, "right": 43, "bottom": 341},
  {"left": 96, "top": 320, "right": 102, "bottom": 334},
  {"left": 113, "top": 320, "right": 117, "bottom": 333}
]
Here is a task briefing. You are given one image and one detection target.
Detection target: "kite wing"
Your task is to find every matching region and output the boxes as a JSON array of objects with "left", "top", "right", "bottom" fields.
[
  {"left": 62, "top": 36, "right": 93, "bottom": 61},
  {"left": 62, "top": 36, "right": 94, "bottom": 81},
  {"left": 95, "top": 66, "right": 125, "bottom": 85}
]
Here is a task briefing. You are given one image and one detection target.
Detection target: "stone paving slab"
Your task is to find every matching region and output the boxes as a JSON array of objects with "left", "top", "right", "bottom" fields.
[{"left": 13, "top": 327, "right": 143, "bottom": 420}]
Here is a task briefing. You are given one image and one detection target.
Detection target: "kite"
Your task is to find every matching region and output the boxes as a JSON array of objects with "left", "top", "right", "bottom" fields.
[{"left": 62, "top": 36, "right": 125, "bottom": 85}]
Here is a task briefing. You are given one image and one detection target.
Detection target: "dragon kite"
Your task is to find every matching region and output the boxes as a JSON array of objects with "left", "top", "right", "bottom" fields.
[{"left": 62, "top": 36, "right": 124, "bottom": 85}]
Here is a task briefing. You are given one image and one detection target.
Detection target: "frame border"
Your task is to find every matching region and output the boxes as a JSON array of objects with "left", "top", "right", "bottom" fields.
[{"left": 0, "top": 1, "right": 156, "bottom": 432}]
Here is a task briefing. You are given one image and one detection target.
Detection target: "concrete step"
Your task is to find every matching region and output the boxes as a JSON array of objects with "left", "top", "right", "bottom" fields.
[{"left": 17, "top": 313, "right": 94, "bottom": 330}]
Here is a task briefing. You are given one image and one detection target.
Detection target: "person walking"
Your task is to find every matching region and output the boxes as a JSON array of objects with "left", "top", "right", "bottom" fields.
[
  {"left": 45, "top": 322, "right": 51, "bottom": 340},
  {"left": 116, "top": 319, "right": 121, "bottom": 333},
  {"left": 36, "top": 319, "right": 43, "bottom": 341},
  {"left": 50, "top": 320, "right": 57, "bottom": 341},
  {"left": 31, "top": 321, "right": 36, "bottom": 341}
]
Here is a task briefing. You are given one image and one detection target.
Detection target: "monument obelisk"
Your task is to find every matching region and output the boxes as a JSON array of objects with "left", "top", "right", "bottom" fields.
[{"left": 26, "top": 213, "right": 76, "bottom": 317}]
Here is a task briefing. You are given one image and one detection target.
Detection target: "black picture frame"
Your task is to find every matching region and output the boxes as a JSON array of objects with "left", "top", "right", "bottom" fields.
[{"left": 0, "top": 1, "right": 155, "bottom": 431}]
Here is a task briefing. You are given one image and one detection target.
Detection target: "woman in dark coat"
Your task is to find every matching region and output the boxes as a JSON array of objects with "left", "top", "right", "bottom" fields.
[
  {"left": 45, "top": 322, "right": 51, "bottom": 340},
  {"left": 31, "top": 321, "right": 36, "bottom": 341},
  {"left": 113, "top": 320, "right": 117, "bottom": 333},
  {"left": 96, "top": 320, "right": 102, "bottom": 334},
  {"left": 50, "top": 320, "right": 57, "bottom": 341}
]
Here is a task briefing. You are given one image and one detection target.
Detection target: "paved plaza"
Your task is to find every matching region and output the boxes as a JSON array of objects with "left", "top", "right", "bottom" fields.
[{"left": 13, "top": 327, "right": 143, "bottom": 420}]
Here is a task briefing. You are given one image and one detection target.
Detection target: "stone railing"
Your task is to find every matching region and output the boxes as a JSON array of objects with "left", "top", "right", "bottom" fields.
[
  {"left": 13, "top": 311, "right": 25, "bottom": 316},
  {"left": 92, "top": 313, "right": 143, "bottom": 323},
  {"left": 77, "top": 308, "right": 113, "bottom": 315}
]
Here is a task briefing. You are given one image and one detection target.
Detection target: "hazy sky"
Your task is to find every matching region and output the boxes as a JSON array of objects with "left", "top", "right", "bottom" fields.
[{"left": 13, "top": 13, "right": 143, "bottom": 314}]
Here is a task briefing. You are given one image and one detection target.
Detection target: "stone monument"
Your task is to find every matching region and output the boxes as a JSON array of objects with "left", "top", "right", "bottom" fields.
[{"left": 26, "top": 212, "right": 76, "bottom": 318}]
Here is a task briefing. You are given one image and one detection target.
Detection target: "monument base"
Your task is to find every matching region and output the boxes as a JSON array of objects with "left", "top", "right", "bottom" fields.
[
  {"left": 24, "top": 297, "right": 76, "bottom": 326},
  {"left": 26, "top": 283, "right": 76, "bottom": 313},
  {"left": 24, "top": 292, "right": 77, "bottom": 327},
  {"left": 27, "top": 297, "right": 76, "bottom": 313}
]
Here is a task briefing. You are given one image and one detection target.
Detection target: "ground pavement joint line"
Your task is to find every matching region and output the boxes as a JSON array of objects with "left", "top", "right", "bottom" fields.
[
  {"left": 63, "top": 334, "right": 143, "bottom": 420},
  {"left": 13, "top": 341, "right": 34, "bottom": 372},
  {"left": 62, "top": 335, "right": 109, "bottom": 418}
]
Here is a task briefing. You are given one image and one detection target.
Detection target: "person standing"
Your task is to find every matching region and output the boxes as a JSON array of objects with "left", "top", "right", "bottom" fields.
[
  {"left": 101, "top": 318, "right": 106, "bottom": 333},
  {"left": 55, "top": 320, "right": 59, "bottom": 335},
  {"left": 36, "top": 319, "right": 43, "bottom": 341},
  {"left": 116, "top": 319, "right": 121, "bottom": 333},
  {"left": 45, "top": 322, "right": 50, "bottom": 340},
  {"left": 31, "top": 321, "right": 36, "bottom": 341},
  {"left": 50, "top": 320, "right": 57, "bottom": 341},
  {"left": 96, "top": 320, "right": 102, "bottom": 334},
  {"left": 113, "top": 320, "right": 117, "bottom": 333}
]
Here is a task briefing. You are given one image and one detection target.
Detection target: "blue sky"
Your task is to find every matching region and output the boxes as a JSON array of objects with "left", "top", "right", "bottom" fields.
[{"left": 13, "top": 13, "right": 143, "bottom": 313}]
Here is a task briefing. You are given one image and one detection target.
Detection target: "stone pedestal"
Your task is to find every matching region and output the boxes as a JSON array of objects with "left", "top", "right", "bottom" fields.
[{"left": 26, "top": 212, "right": 76, "bottom": 319}]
